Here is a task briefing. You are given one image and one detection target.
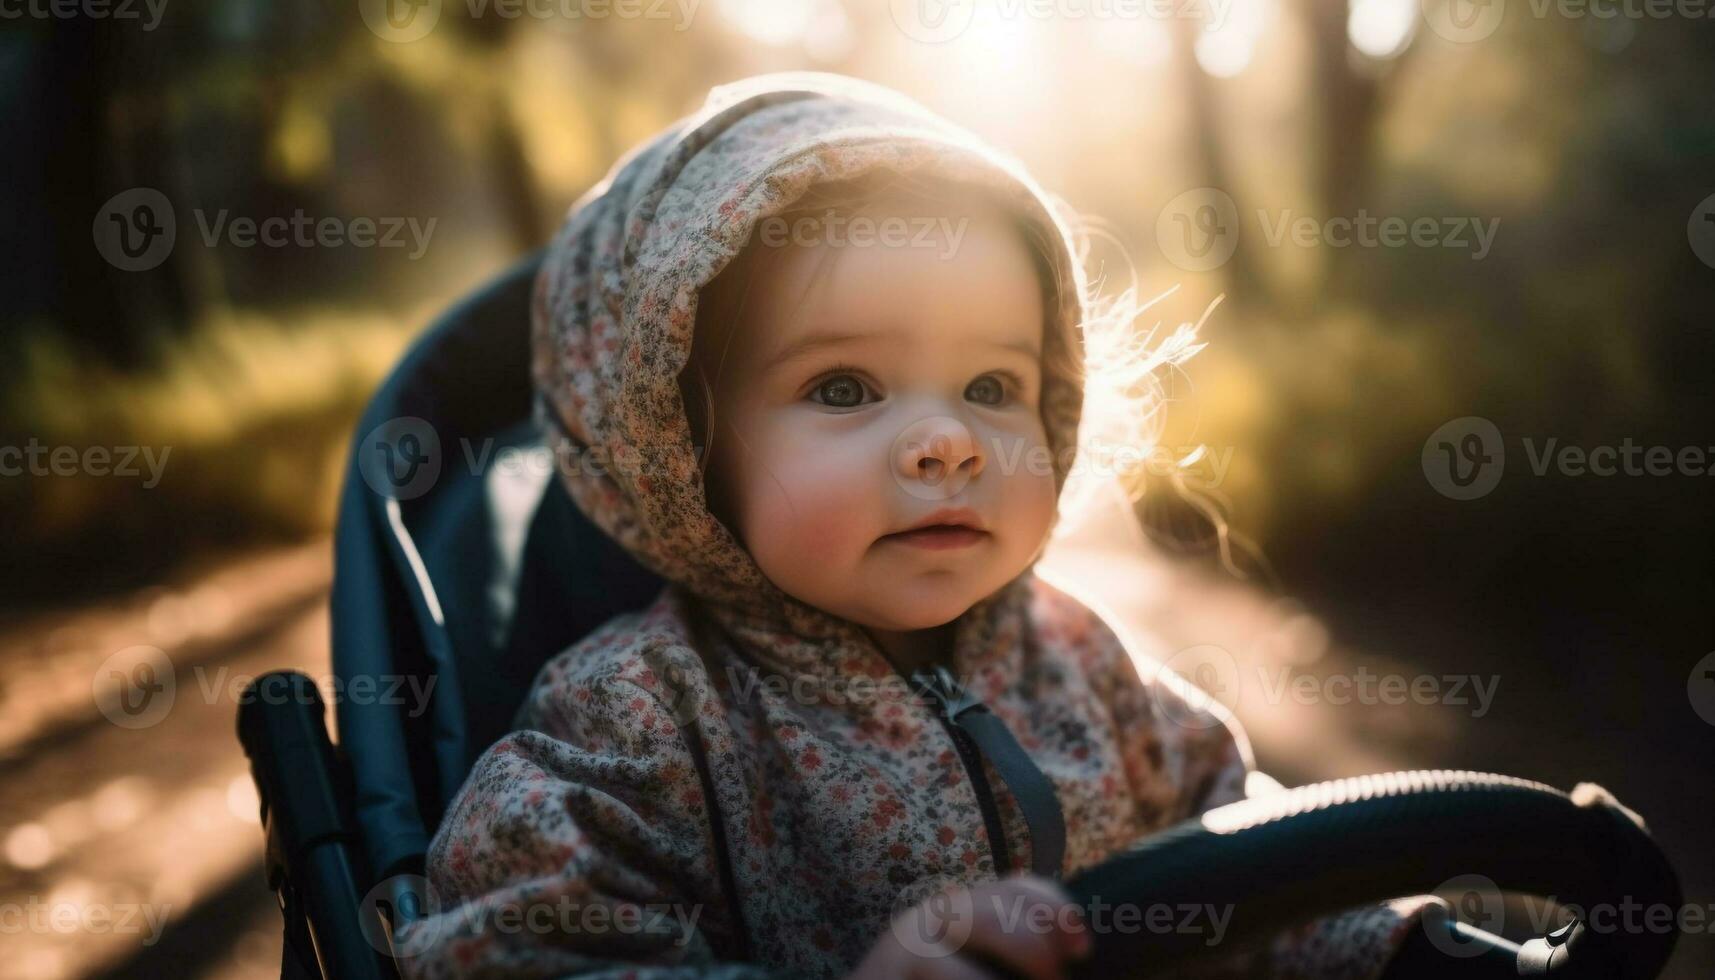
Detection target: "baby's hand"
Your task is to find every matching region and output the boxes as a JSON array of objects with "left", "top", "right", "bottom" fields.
[{"left": 848, "top": 872, "right": 1092, "bottom": 980}]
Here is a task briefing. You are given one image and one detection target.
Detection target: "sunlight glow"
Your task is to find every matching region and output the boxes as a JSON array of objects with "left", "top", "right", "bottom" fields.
[
  {"left": 953, "top": 8, "right": 1039, "bottom": 75},
  {"left": 717, "top": 0, "right": 822, "bottom": 47},
  {"left": 909, "top": 8, "right": 1053, "bottom": 135},
  {"left": 803, "top": 3, "right": 855, "bottom": 62},
  {"left": 1347, "top": 0, "right": 1417, "bottom": 59},
  {"left": 1054, "top": 284, "right": 1215, "bottom": 530},
  {"left": 226, "top": 774, "right": 262, "bottom": 824},
  {"left": 1193, "top": 0, "right": 1275, "bottom": 78},
  {"left": 1195, "top": 32, "right": 1253, "bottom": 78},
  {"left": 5, "top": 823, "right": 54, "bottom": 870},
  {"left": 1091, "top": 17, "right": 1172, "bottom": 69}
]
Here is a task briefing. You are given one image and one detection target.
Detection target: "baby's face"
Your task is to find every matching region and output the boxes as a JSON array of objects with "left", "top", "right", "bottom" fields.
[{"left": 695, "top": 191, "right": 1058, "bottom": 634}]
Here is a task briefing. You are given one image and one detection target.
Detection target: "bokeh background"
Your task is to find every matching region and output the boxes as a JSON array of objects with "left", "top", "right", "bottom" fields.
[{"left": 3, "top": 0, "right": 1713, "bottom": 977}]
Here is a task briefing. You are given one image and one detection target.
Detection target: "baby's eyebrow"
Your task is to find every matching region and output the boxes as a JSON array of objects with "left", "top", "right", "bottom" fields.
[{"left": 764, "top": 328, "right": 1040, "bottom": 372}]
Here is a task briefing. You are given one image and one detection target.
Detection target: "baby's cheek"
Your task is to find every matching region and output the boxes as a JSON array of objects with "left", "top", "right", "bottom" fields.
[
  {"left": 1014, "top": 468, "right": 1059, "bottom": 542},
  {"left": 1000, "top": 432, "right": 1060, "bottom": 538},
  {"left": 787, "top": 469, "right": 882, "bottom": 554},
  {"left": 743, "top": 436, "right": 883, "bottom": 561}
]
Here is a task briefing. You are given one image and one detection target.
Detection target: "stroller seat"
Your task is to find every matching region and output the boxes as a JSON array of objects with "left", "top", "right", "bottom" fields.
[{"left": 238, "top": 251, "right": 666, "bottom": 979}]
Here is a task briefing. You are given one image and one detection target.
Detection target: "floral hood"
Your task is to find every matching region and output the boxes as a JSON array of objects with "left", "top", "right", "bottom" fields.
[{"left": 529, "top": 72, "right": 1087, "bottom": 675}]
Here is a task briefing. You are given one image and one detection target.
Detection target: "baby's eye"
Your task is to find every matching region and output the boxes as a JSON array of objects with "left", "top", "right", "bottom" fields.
[
  {"left": 809, "top": 373, "right": 873, "bottom": 409},
  {"left": 965, "top": 373, "right": 1012, "bottom": 407}
]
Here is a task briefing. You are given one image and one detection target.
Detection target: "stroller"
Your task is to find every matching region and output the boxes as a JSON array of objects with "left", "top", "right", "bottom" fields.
[{"left": 235, "top": 253, "right": 1684, "bottom": 980}]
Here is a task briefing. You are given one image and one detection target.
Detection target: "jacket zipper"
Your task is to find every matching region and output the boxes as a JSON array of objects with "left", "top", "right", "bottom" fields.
[{"left": 913, "top": 664, "right": 1012, "bottom": 876}]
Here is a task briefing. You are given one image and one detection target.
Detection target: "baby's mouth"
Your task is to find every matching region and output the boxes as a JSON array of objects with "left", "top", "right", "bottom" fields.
[{"left": 880, "top": 524, "right": 989, "bottom": 550}]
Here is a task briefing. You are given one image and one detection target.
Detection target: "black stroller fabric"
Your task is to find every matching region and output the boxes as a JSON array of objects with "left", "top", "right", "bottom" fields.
[{"left": 328, "top": 251, "right": 663, "bottom": 881}]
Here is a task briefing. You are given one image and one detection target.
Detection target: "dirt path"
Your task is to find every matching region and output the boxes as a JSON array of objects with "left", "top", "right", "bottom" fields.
[
  {"left": 2, "top": 522, "right": 1705, "bottom": 978},
  {"left": 0, "top": 543, "right": 333, "bottom": 980}
]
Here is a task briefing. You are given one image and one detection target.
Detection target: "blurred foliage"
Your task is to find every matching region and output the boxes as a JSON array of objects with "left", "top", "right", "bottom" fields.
[
  {"left": 3, "top": 0, "right": 1714, "bottom": 609},
  {"left": 0, "top": 309, "right": 413, "bottom": 596}
]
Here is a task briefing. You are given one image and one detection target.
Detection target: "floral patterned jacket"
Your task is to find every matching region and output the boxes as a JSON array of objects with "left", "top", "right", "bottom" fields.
[{"left": 394, "top": 73, "right": 1440, "bottom": 979}]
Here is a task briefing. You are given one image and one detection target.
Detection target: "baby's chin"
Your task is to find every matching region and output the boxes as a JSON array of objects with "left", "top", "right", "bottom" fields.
[
  {"left": 824, "top": 580, "right": 994, "bottom": 633},
  {"left": 761, "top": 551, "right": 1030, "bottom": 633}
]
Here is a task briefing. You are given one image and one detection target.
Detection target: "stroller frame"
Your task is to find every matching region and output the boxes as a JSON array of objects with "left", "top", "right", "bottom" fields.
[{"left": 238, "top": 252, "right": 666, "bottom": 979}]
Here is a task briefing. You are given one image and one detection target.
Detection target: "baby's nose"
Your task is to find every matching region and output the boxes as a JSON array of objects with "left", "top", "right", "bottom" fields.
[{"left": 893, "top": 415, "right": 985, "bottom": 499}]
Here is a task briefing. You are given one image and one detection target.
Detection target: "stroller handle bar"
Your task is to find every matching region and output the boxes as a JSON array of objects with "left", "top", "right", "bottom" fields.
[{"left": 238, "top": 671, "right": 397, "bottom": 980}]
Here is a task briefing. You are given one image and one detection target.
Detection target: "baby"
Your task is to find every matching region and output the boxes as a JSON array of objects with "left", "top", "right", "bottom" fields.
[{"left": 394, "top": 73, "right": 1441, "bottom": 979}]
